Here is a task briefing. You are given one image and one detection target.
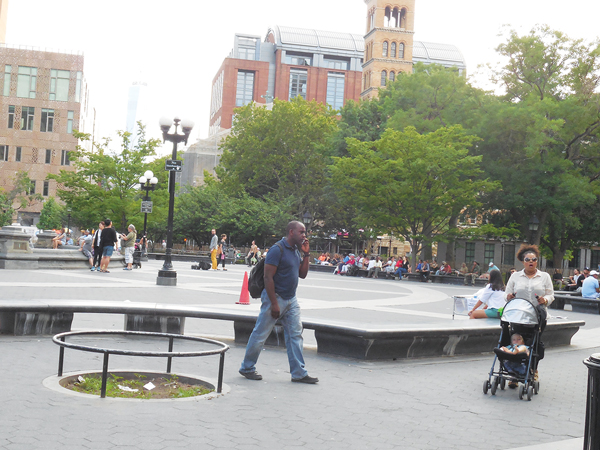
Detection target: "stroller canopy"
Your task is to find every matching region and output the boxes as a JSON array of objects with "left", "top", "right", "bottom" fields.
[{"left": 501, "top": 298, "right": 539, "bottom": 325}]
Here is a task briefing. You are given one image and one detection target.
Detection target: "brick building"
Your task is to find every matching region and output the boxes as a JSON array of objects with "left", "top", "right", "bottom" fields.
[
  {"left": 0, "top": 45, "right": 88, "bottom": 225},
  {"left": 208, "top": 22, "right": 466, "bottom": 137}
]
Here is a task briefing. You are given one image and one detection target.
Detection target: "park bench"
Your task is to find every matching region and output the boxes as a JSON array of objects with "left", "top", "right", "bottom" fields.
[{"left": 0, "top": 299, "right": 585, "bottom": 360}]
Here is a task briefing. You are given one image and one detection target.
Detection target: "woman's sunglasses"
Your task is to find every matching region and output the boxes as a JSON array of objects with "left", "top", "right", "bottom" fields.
[{"left": 524, "top": 257, "right": 538, "bottom": 262}]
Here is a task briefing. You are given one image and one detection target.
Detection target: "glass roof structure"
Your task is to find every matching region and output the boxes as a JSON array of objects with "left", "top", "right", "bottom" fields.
[{"left": 268, "top": 25, "right": 466, "bottom": 69}]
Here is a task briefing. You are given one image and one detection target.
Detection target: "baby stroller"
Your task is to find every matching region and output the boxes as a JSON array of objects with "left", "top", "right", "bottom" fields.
[
  {"left": 132, "top": 243, "right": 142, "bottom": 269},
  {"left": 482, "top": 298, "right": 542, "bottom": 401}
]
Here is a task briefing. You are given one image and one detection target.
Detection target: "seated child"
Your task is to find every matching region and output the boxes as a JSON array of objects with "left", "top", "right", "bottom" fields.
[{"left": 500, "top": 333, "right": 530, "bottom": 376}]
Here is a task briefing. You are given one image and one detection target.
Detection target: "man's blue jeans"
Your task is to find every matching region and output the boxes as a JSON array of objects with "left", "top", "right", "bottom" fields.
[{"left": 240, "top": 291, "right": 307, "bottom": 380}]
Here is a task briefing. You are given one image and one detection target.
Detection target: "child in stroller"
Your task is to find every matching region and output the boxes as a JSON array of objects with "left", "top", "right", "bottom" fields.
[
  {"left": 500, "top": 333, "right": 529, "bottom": 376},
  {"left": 483, "top": 298, "right": 542, "bottom": 401}
]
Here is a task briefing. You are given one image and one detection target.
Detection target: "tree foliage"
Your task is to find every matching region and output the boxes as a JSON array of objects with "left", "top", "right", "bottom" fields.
[
  {"left": 37, "top": 197, "right": 65, "bottom": 230},
  {"left": 174, "top": 178, "right": 293, "bottom": 247},
  {"left": 477, "top": 26, "right": 600, "bottom": 265},
  {"left": 331, "top": 126, "right": 494, "bottom": 268},
  {"left": 217, "top": 98, "right": 338, "bottom": 227},
  {"left": 48, "top": 124, "right": 167, "bottom": 234}
]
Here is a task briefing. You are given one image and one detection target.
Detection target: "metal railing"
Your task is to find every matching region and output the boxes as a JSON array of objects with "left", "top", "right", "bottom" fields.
[{"left": 53, "top": 330, "right": 229, "bottom": 398}]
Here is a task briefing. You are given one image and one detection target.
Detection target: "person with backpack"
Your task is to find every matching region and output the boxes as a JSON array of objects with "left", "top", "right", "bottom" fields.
[{"left": 239, "top": 221, "right": 318, "bottom": 384}]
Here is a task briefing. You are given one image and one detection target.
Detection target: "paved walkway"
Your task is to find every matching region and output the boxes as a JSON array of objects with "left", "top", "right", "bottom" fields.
[{"left": 0, "top": 261, "right": 598, "bottom": 449}]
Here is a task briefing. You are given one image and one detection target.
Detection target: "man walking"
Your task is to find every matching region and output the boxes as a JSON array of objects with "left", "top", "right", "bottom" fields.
[
  {"left": 210, "top": 229, "right": 219, "bottom": 270},
  {"left": 239, "top": 221, "right": 318, "bottom": 384}
]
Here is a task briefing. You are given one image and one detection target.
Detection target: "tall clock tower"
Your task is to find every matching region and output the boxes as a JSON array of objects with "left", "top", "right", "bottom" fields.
[{"left": 361, "top": 0, "right": 415, "bottom": 99}]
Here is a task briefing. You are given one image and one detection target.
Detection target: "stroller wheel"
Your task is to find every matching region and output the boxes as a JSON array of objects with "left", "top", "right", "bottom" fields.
[
  {"left": 518, "top": 384, "right": 525, "bottom": 400},
  {"left": 534, "top": 381, "right": 540, "bottom": 394},
  {"left": 527, "top": 385, "right": 533, "bottom": 401},
  {"left": 483, "top": 380, "right": 490, "bottom": 395},
  {"left": 491, "top": 377, "right": 498, "bottom": 395},
  {"left": 500, "top": 378, "right": 506, "bottom": 390}
]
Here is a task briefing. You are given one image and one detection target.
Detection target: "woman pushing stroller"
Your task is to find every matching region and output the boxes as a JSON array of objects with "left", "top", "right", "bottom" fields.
[{"left": 504, "top": 244, "right": 554, "bottom": 382}]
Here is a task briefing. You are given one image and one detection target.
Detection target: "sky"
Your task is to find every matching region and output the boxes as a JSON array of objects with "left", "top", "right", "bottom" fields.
[{"left": 5, "top": 0, "right": 600, "bottom": 155}]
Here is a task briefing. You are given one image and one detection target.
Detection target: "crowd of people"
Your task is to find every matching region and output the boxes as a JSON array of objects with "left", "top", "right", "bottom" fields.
[{"left": 51, "top": 219, "right": 142, "bottom": 273}]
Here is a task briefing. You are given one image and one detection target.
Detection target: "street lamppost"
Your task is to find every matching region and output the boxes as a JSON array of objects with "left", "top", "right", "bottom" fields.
[
  {"left": 528, "top": 215, "right": 540, "bottom": 244},
  {"left": 157, "top": 116, "right": 194, "bottom": 286},
  {"left": 139, "top": 170, "right": 158, "bottom": 259}
]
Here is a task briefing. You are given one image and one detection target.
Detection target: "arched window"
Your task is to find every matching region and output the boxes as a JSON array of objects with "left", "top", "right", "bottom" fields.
[
  {"left": 382, "top": 41, "right": 388, "bottom": 58},
  {"left": 381, "top": 70, "right": 387, "bottom": 87},
  {"left": 398, "top": 43, "right": 405, "bottom": 59},
  {"left": 384, "top": 7, "right": 391, "bottom": 27},
  {"left": 392, "top": 7, "right": 399, "bottom": 27},
  {"left": 390, "top": 42, "right": 397, "bottom": 58},
  {"left": 399, "top": 8, "right": 407, "bottom": 28},
  {"left": 389, "top": 71, "right": 395, "bottom": 82}
]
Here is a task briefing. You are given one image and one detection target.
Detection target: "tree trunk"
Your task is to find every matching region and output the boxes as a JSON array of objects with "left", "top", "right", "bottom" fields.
[{"left": 445, "top": 215, "right": 458, "bottom": 268}]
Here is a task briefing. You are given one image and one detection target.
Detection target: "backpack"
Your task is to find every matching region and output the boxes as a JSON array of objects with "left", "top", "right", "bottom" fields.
[{"left": 248, "top": 242, "right": 284, "bottom": 298}]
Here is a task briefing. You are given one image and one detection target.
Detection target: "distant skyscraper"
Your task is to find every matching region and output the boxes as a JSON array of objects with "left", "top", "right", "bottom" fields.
[{"left": 126, "top": 80, "right": 148, "bottom": 136}]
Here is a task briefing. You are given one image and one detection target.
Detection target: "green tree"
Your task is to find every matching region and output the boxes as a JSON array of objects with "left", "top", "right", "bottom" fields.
[
  {"left": 48, "top": 124, "right": 165, "bottom": 233},
  {"left": 331, "top": 126, "right": 493, "bottom": 270},
  {"left": 175, "top": 178, "right": 293, "bottom": 247},
  {"left": 0, "top": 171, "right": 43, "bottom": 226},
  {"left": 381, "top": 63, "right": 486, "bottom": 135},
  {"left": 477, "top": 26, "right": 600, "bottom": 266},
  {"left": 217, "top": 97, "right": 338, "bottom": 228},
  {"left": 37, "top": 197, "right": 65, "bottom": 230}
]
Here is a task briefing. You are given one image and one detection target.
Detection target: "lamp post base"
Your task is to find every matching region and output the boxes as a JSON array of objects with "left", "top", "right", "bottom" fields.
[{"left": 157, "top": 269, "right": 177, "bottom": 286}]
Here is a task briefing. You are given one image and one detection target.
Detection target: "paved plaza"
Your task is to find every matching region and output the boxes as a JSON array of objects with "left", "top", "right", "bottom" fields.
[{"left": 1, "top": 260, "right": 599, "bottom": 449}]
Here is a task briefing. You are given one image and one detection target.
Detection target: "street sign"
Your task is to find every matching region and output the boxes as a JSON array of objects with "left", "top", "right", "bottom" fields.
[
  {"left": 165, "top": 159, "right": 182, "bottom": 171},
  {"left": 141, "top": 201, "right": 153, "bottom": 213}
]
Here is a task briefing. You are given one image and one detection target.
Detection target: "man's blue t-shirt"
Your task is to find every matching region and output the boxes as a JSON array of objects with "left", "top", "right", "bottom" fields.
[
  {"left": 582, "top": 276, "right": 600, "bottom": 298},
  {"left": 265, "top": 237, "right": 302, "bottom": 300}
]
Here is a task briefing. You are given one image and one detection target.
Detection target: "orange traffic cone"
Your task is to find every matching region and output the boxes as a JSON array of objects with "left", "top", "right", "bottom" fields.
[{"left": 237, "top": 271, "right": 250, "bottom": 305}]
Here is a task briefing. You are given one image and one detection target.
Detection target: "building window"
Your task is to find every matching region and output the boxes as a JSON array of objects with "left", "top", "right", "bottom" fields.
[
  {"left": 285, "top": 53, "right": 312, "bottom": 66},
  {"left": 43, "top": 180, "right": 50, "bottom": 197},
  {"left": 389, "top": 71, "right": 395, "bottom": 82},
  {"left": 326, "top": 73, "right": 345, "bottom": 110},
  {"left": 323, "top": 58, "right": 349, "bottom": 70},
  {"left": 45, "top": 149, "right": 52, "bottom": 164},
  {"left": 41, "top": 109, "right": 54, "bottom": 132},
  {"left": 17, "top": 66, "right": 37, "bottom": 99},
  {"left": 0, "top": 145, "right": 7, "bottom": 161},
  {"left": 484, "top": 244, "right": 495, "bottom": 267},
  {"left": 238, "top": 37, "right": 257, "bottom": 60},
  {"left": 591, "top": 250, "right": 600, "bottom": 271},
  {"left": 50, "top": 69, "right": 70, "bottom": 101},
  {"left": 67, "top": 111, "right": 74, "bottom": 134},
  {"left": 398, "top": 43, "right": 405, "bottom": 59},
  {"left": 503, "top": 244, "right": 515, "bottom": 266},
  {"left": 21, "top": 106, "right": 35, "bottom": 131},
  {"left": 8, "top": 105, "right": 15, "bottom": 128},
  {"left": 61, "top": 150, "right": 70, "bottom": 166},
  {"left": 382, "top": 41, "right": 388, "bottom": 58},
  {"left": 235, "top": 71, "right": 255, "bottom": 107},
  {"left": 465, "top": 242, "right": 475, "bottom": 264},
  {"left": 569, "top": 249, "right": 580, "bottom": 268},
  {"left": 16, "top": 147, "right": 22, "bottom": 162},
  {"left": 28, "top": 180, "right": 36, "bottom": 195},
  {"left": 3, "top": 65, "right": 11, "bottom": 96},
  {"left": 76, "top": 71, "right": 82, "bottom": 102},
  {"left": 381, "top": 70, "right": 387, "bottom": 87},
  {"left": 391, "top": 42, "right": 397, "bottom": 58},
  {"left": 289, "top": 69, "right": 308, "bottom": 100}
]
